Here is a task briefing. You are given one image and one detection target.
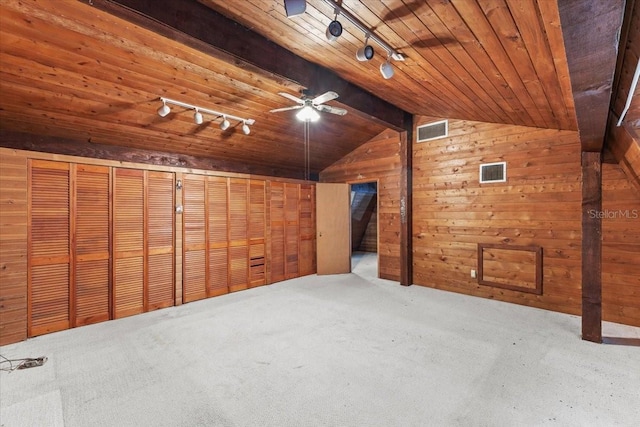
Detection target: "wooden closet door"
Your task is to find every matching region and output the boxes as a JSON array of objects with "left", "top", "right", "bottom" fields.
[
  {"left": 249, "top": 180, "right": 266, "bottom": 288},
  {"left": 74, "top": 164, "right": 110, "bottom": 326},
  {"left": 28, "top": 160, "right": 70, "bottom": 336},
  {"left": 285, "top": 183, "right": 300, "bottom": 279},
  {"left": 269, "top": 182, "right": 286, "bottom": 283},
  {"left": 207, "top": 176, "right": 229, "bottom": 297},
  {"left": 299, "top": 184, "right": 316, "bottom": 276},
  {"left": 182, "top": 174, "right": 206, "bottom": 302},
  {"left": 229, "top": 178, "right": 248, "bottom": 292},
  {"left": 147, "top": 171, "right": 174, "bottom": 310},
  {"left": 113, "top": 168, "right": 144, "bottom": 318}
]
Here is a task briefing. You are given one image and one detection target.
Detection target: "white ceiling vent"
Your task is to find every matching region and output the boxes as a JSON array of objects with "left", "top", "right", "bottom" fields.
[
  {"left": 479, "top": 162, "right": 506, "bottom": 183},
  {"left": 416, "top": 120, "right": 448, "bottom": 142}
]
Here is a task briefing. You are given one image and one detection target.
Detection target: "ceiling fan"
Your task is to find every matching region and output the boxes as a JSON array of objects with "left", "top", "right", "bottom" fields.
[{"left": 270, "top": 90, "right": 347, "bottom": 121}]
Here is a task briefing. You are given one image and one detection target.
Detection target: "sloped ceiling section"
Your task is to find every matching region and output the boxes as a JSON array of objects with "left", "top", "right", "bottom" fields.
[{"left": 607, "top": 0, "right": 640, "bottom": 193}]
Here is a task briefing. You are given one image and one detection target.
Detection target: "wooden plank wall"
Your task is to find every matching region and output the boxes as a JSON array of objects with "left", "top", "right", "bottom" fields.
[
  {"left": 320, "top": 129, "right": 401, "bottom": 281},
  {"left": 413, "top": 117, "right": 640, "bottom": 327},
  {"left": 0, "top": 147, "right": 315, "bottom": 345},
  {"left": 601, "top": 163, "right": 640, "bottom": 325}
]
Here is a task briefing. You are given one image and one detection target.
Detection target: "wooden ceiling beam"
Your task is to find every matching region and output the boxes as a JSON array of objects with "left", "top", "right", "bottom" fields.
[
  {"left": 88, "top": 0, "right": 407, "bottom": 131},
  {"left": 558, "top": 0, "right": 626, "bottom": 152}
]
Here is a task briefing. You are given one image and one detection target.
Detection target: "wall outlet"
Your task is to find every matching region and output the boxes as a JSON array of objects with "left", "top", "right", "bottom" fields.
[{"left": 471, "top": 269, "right": 477, "bottom": 279}]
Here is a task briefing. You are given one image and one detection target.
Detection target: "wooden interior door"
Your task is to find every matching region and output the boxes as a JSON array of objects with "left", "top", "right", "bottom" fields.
[
  {"left": 207, "top": 176, "right": 229, "bottom": 297},
  {"left": 249, "top": 180, "right": 266, "bottom": 287},
  {"left": 284, "top": 183, "right": 299, "bottom": 279},
  {"left": 299, "top": 184, "right": 316, "bottom": 276},
  {"left": 28, "top": 160, "right": 71, "bottom": 336},
  {"left": 182, "top": 174, "right": 207, "bottom": 303},
  {"left": 316, "top": 183, "right": 351, "bottom": 275},
  {"left": 146, "top": 171, "right": 174, "bottom": 311},
  {"left": 229, "top": 178, "right": 249, "bottom": 292},
  {"left": 74, "top": 164, "right": 110, "bottom": 326},
  {"left": 113, "top": 168, "right": 145, "bottom": 318},
  {"left": 269, "top": 181, "right": 286, "bottom": 283}
]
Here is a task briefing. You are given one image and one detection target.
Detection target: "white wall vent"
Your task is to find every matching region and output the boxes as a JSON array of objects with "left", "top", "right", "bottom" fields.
[
  {"left": 416, "top": 120, "right": 448, "bottom": 142},
  {"left": 479, "top": 162, "right": 506, "bottom": 183}
]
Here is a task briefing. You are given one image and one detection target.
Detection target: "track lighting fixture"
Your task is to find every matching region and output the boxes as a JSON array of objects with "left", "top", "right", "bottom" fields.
[
  {"left": 326, "top": 13, "right": 342, "bottom": 41},
  {"left": 157, "top": 101, "right": 170, "bottom": 117},
  {"left": 157, "top": 97, "right": 254, "bottom": 134},
  {"left": 283, "top": 0, "right": 306, "bottom": 17},
  {"left": 319, "top": 0, "right": 403, "bottom": 78},
  {"left": 380, "top": 56, "right": 394, "bottom": 79},
  {"left": 220, "top": 116, "right": 230, "bottom": 131},
  {"left": 356, "top": 36, "right": 374, "bottom": 61},
  {"left": 193, "top": 109, "right": 203, "bottom": 125}
]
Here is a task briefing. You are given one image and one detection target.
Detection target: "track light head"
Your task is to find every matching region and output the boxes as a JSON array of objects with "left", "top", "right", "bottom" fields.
[
  {"left": 326, "top": 19, "right": 342, "bottom": 42},
  {"left": 220, "top": 117, "right": 230, "bottom": 130},
  {"left": 380, "top": 58, "right": 394, "bottom": 79},
  {"left": 193, "top": 109, "right": 203, "bottom": 125},
  {"left": 242, "top": 122, "right": 251, "bottom": 135},
  {"left": 356, "top": 39, "right": 374, "bottom": 61},
  {"left": 157, "top": 101, "right": 170, "bottom": 117}
]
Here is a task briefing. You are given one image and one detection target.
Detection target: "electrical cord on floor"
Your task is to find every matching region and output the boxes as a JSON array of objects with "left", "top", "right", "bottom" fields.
[{"left": 0, "top": 354, "right": 47, "bottom": 372}]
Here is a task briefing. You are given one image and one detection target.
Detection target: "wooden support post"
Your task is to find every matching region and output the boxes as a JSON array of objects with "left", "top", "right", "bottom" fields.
[
  {"left": 400, "top": 112, "right": 413, "bottom": 286},
  {"left": 581, "top": 151, "right": 602, "bottom": 343}
]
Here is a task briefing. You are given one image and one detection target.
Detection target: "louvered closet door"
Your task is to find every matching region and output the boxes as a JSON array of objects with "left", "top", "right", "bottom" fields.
[
  {"left": 207, "top": 176, "right": 229, "bottom": 297},
  {"left": 249, "top": 180, "right": 266, "bottom": 287},
  {"left": 285, "top": 183, "right": 300, "bottom": 279},
  {"left": 299, "top": 184, "right": 316, "bottom": 276},
  {"left": 113, "top": 168, "right": 144, "bottom": 318},
  {"left": 147, "top": 171, "right": 175, "bottom": 310},
  {"left": 269, "top": 182, "right": 285, "bottom": 283},
  {"left": 29, "top": 160, "right": 70, "bottom": 336},
  {"left": 74, "top": 165, "right": 110, "bottom": 326},
  {"left": 229, "top": 178, "right": 248, "bottom": 292},
  {"left": 183, "top": 174, "right": 207, "bottom": 302}
]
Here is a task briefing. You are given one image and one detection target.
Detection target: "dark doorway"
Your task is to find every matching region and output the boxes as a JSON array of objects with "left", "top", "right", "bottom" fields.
[{"left": 350, "top": 182, "right": 378, "bottom": 277}]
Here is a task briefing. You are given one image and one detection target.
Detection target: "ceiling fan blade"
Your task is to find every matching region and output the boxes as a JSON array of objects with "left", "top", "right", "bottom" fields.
[
  {"left": 277, "top": 92, "right": 305, "bottom": 104},
  {"left": 270, "top": 105, "right": 303, "bottom": 113},
  {"left": 312, "top": 91, "right": 339, "bottom": 105},
  {"left": 316, "top": 104, "right": 348, "bottom": 116}
]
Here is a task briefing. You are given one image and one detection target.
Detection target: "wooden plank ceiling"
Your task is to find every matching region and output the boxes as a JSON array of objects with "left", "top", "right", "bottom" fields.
[{"left": 0, "top": 0, "right": 588, "bottom": 178}]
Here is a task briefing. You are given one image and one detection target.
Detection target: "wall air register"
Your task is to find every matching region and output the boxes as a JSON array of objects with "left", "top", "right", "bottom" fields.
[
  {"left": 416, "top": 120, "right": 448, "bottom": 142},
  {"left": 479, "top": 162, "right": 507, "bottom": 183}
]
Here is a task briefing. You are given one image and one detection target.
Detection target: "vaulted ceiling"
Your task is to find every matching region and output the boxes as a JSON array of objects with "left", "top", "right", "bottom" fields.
[{"left": 0, "top": 0, "right": 635, "bottom": 179}]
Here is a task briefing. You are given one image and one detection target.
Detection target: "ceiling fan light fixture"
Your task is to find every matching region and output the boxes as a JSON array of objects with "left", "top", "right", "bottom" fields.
[
  {"left": 193, "top": 109, "right": 203, "bottom": 125},
  {"left": 220, "top": 116, "right": 230, "bottom": 130},
  {"left": 326, "top": 19, "right": 342, "bottom": 42},
  {"left": 380, "top": 58, "right": 394, "bottom": 79},
  {"left": 242, "top": 121, "right": 251, "bottom": 135},
  {"left": 157, "top": 101, "right": 170, "bottom": 117},
  {"left": 296, "top": 105, "right": 320, "bottom": 122}
]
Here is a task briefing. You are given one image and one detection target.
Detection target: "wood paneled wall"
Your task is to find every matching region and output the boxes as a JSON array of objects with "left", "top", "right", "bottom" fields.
[
  {"left": 0, "top": 147, "right": 315, "bottom": 345},
  {"left": 320, "top": 129, "right": 401, "bottom": 281},
  {"left": 602, "top": 163, "right": 640, "bottom": 325},
  {"left": 413, "top": 117, "right": 640, "bottom": 327}
]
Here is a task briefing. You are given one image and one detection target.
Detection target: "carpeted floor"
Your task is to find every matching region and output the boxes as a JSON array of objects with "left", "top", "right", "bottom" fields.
[{"left": 1, "top": 252, "right": 639, "bottom": 426}]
